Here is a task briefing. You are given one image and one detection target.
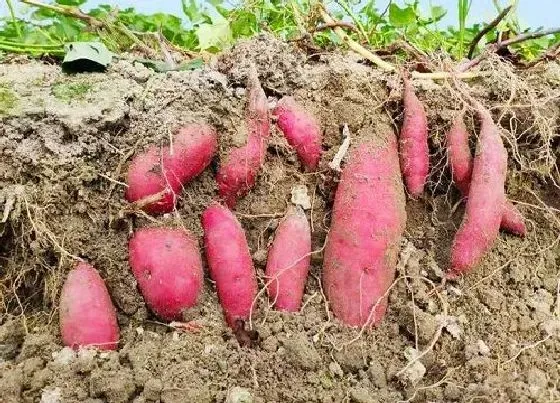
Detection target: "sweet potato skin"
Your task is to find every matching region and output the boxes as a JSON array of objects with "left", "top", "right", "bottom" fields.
[
  {"left": 449, "top": 108, "right": 507, "bottom": 277},
  {"left": 217, "top": 69, "right": 270, "bottom": 207},
  {"left": 447, "top": 113, "right": 472, "bottom": 195},
  {"left": 125, "top": 146, "right": 178, "bottom": 214},
  {"left": 399, "top": 77, "right": 429, "bottom": 197},
  {"left": 323, "top": 138, "right": 407, "bottom": 327},
  {"left": 447, "top": 114, "right": 526, "bottom": 236},
  {"left": 273, "top": 97, "right": 322, "bottom": 171},
  {"left": 168, "top": 124, "right": 218, "bottom": 185},
  {"left": 202, "top": 202, "right": 258, "bottom": 327},
  {"left": 128, "top": 227, "right": 204, "bottom": 321},
  {"left": 265, "top": 206, "right": 311, "bottom": 312},
  {"left": 125, "top": 124, "right": 217, "bottom": 214},
  {"left": 59, "top": 262, "right": 119, "bottom": 350}
]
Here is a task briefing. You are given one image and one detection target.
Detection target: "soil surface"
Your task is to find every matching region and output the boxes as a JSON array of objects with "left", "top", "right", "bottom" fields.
[{"left": 1, "top": 36, "right": 560, "bottom": 403}]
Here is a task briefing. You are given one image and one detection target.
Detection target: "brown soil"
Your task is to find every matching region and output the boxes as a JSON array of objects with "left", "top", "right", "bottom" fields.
[{"left": 1, "top": 35, "right": 560, "bottom": 403}]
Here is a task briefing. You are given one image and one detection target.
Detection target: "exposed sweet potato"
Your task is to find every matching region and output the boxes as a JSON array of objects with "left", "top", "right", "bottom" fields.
[
  {"left": 449, "top": 107, "right": 507, "bottom": 277},
  {"left": 323, "top": 138, "right": 407, "bottom": 327},
  {"left": 59, "top": 262, "right": 119, "bottom": 350},
  {"left": 125, "top": 123, "right": 217, "bottom": 214},
  {"left": 201, "top": 202, "right": 258, "bottom": 327},
  {"left": 265, "top": 206, "right": 311, "bottom": 312},
  {"left": 399, "top": 76, "right": 429, "bottom": 197},
  {"left": 217, "top": 68, "right": 270, "bottom": 207},
  {"left": 447, "top": 113, "right": 526, "bottom": 236},
  {"left": 128, "top": 227, "right": 204, "bottom": 321},
  {"left": 273, "top": 97, "right": 322, "bottom": 171}
]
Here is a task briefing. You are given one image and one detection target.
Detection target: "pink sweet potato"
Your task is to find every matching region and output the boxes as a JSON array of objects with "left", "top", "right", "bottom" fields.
[
  {"left": 128, "top": 227, "right": 204, "bottom": 321},
  {"left": 273, "top": 96, "right": 322, "bottom": 171},
  {"left": 399, "top": 76, "right": 429, "bottom": 197},
  {"left": 446, "top": 113, "right": 472, "bottom": 195},
  {"left": 323, "top": 138, "right": 407, "bottom": 327},
  {"left": 125, "top": 123, "right": 217, "bottom": 214},
  {"left": 449, "top": 107, "right": 507, "bottom": 277},
  {"left": 265, "top": 206, "right": 311, "bottom": 312},
  {"left": 217, "top": 68, "right": 270, "bottom": 207},
  {"left": 202, "top": 202, "right": 258, "bottom": 327},
  {"left": 447, "top": 113, "right": 526, "bottom": 236},
  {"left": 59, "top": 262, "right": 119, "bottom": 350}
]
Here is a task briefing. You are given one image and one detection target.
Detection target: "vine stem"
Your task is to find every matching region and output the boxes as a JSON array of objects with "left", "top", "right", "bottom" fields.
[{"left": 5, "top": 0, "right": 22, "bottom": 38}]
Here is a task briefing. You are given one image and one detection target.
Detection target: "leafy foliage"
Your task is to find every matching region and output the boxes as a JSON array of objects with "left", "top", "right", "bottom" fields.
[{"left": 0, "top": 0, "right": 558, "bottom": 62}]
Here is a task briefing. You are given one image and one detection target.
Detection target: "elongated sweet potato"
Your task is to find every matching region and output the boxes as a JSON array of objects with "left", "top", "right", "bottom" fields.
[
  {"left": 323, "top": 138, "right": 407, "bottom": 327},
  {"left": 399, "top": 76, "right": 429, "bottom": 197},
  {"left": 447, "top": 113, "right": 526, "bottom": 236},
  {"left": 273, "top": 97, "right": 322, "bottom": 171},
  {"left": 125, "top": 123, "right": 218, "bottom": 214},
  {"left": 202, "top": 202, "right": 258, "bottom": 327},
  {"left": 265, "top": 206, "right": 311, "bottom": 312},
  {"left": 128, "top": 227, "right": 204, "bottom": 321},
  {"left": 217, "top": 68, "right": 270, "bottom": 207},
  {"left": 446, "top": 113, "right": 472, "bottom": 195},
  {"left": 449, "top": 107, "right": 507, "bottom": 277},
  {"left": 59, "top": 262, "right": 119, "bottom": 350}
]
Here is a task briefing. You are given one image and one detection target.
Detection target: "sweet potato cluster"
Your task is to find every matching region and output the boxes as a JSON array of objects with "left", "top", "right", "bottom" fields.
[{"left": 59, "top": 73, "right": 524, "bottom": 350}]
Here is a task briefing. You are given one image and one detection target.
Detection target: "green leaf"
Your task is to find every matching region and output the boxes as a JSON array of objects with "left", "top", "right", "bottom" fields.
[
  {"left": 196, "top": 15, "right": 232, "bottom": 51},
  {"left": 388, "top": 3, "right": 416, "bottom": 27},
  {"left": 181, "top": 0, "right": 203, "bottom": 22},
  {"left": 430, "top": 6, "right": 447, "bottom": 22},
  {"left": 62, "top": 42, "right": 113, "bottom": 72}
]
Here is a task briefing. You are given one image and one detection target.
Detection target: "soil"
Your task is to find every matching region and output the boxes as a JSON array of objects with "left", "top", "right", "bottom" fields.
[{"left": 1, "top": 35, "right": 560, "bottom": 403}]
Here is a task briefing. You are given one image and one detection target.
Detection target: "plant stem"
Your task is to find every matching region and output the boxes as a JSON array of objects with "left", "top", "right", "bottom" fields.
[
  {"left": 0, "top": 43, "right": 64, "bottom": 55},
  {"left": 457, "top": 0, "right": 470, "bottom": 59},
  {"left": 334, "top": 0, "right": 369, "bottom": 44},
  {"left": 318, "top": 5, "right": 394, "bottom": 71},
  {"left": 5, "top": 0, "right": 22, "bottom": 38},
  {"left": 467, "top": 5, "right": 512, "bottom": 58}
]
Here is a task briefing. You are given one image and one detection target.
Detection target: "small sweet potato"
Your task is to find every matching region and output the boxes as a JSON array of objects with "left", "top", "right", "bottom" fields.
[
  {"left": 449, "top": 107, "right": 507, "bottom": 277},
  {"left": 202, "top": 202, "right": 258, "bottom": 327},
  {"left": 59, "top": 262, "right": 119, "bottom": 350},
  {"left": 447, "top": 113, "right": 526, "bottom": 236},
  {"left": 273, "top": 96, "right": 322, "bottom": 171},
  {"left": 128, "top": 227, "right": 204, "bottom": 321},
  {"left": 265, "top": 206, "right": 311, "bottom": 312},
  {"left": 323, "top": 138, "right": 407, "bottom": 327},
  {"left": 217, "top": 68, "right": 270, "bottom": 207},
  {"left": 399, "top": 76, "right": 429, "bottom": 197},
  {"left": 125, "top": 123, "right": 217, "bottom": 214}
]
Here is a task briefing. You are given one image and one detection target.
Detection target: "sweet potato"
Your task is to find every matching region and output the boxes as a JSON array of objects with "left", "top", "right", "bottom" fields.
[
  {"left": 59, "top": 262, "right": 119, "bottom": 350},
  {"left": 446, "top": 113, "right": 472, "bottom": 195},
  {"left": 399, "top": 76, "right": 429, "bottom": 197},
  {"left": 202, "top": 202, "right": 258, "bottom": 327},
  {"left": 447, "top": 113, "right": 526, "bottom": 236},
  {"left": 273, "top": 96, "right": 322, "bottom": 171},
  {"left": 265, "top": 206, "right": 311, "bottom": 312},
  {"left": 125, "top": 123, "right": 218, "bottom": 214},
  {"left": 449, "top": 107, "right": 507, "bottom": 277},
  {"left": 217, "top": 68, "right": 270, "bottom": 207},
  {"left": 128, "top": 227, "right": 204, "bottom": 321},
  {"left": 323, "top": 138, "right": 407, "bottom": 327}
]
